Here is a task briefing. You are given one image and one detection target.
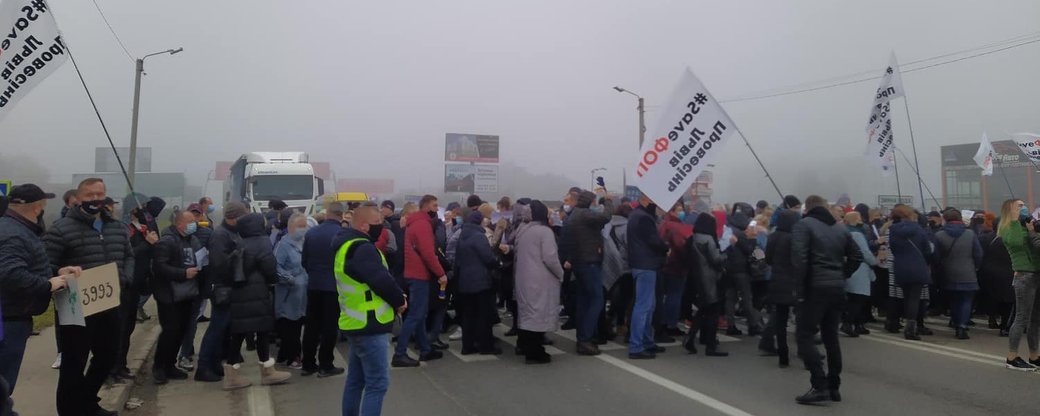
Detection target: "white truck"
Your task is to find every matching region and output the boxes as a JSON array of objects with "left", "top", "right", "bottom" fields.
[{"left": 223, "top": 152, "right": 325, "bottom": 215}]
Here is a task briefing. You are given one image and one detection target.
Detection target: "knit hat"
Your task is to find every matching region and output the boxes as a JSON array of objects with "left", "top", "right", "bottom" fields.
[
  {"left": 783, "top": 195, "right": 801, "bottom": 209},
  {"left": 380, "top": 200, "right": 395, "bottom": 212}
]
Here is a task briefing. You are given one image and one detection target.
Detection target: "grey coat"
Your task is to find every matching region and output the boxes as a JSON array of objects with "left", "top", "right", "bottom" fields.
[
  {"left": 600, "top": 215, "right": 629, "bottom": 291},
  {"left": 513, "top": 222, "right": 565, "bottom": 332},
  {"left": 935, "top": 224, "right": 982, "bottom": 288}
]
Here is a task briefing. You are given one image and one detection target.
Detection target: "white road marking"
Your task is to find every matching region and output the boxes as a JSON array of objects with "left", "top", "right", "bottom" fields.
[
  {"left": 248, "top": 385, "right": 275, "bottom": 416},
  {"left": 596, "top": 354, "right": 756, "bottom": 416},
  {"left": 858, "top": 333, "right": 1003, "bottom": 367},
  {"left": 493, "top": 325, "right": 568, "bottom": 355},
  {"left": 446, "top": 343, "right": 500, "bottom": 362}
]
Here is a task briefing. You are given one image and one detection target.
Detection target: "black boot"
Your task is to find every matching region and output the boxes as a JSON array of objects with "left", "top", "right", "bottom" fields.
[
  {"left": 840, "top": 323, "right": 858, "bottom": 337},
  {"left": 796, "top": 388, "right": 831, "bottom": 404},
  {"left": 904, "top": 321, "right": 921, "bottom": 341},
  {"left": 918, "top": 323, "right": 934, "bottom": 336},
  {"left": 682, "top": 334, "right": 698, "bottom": 354},
  {"left": 855, "top": 324, "right": 870, "bottom": 335},
  {"left": 955, "top": 328, "right": 970, "bottom": 340},
  {"left": 779, "top": 354, "right": 790, "bottom": 368}
]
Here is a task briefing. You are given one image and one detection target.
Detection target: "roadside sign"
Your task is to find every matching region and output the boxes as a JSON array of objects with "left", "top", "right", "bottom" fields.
[{"left": 0, "top": 180, "right": 10, "bottom": 196}]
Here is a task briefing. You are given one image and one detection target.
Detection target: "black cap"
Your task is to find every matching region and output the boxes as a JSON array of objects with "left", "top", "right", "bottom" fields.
[
  {"left": 756, "top": 200, "right": 769, "bottom": 210},
  {"left": 381, "top": 200, "right": 395, "bottom": 211},
  {"left": 8, "top": 184, "right": 55, "bottom": 204}
]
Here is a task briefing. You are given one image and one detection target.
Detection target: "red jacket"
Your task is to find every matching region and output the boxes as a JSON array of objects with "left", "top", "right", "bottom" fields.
[
  {"left": 659, "top": 213, "right": 693, "bottom": 276},
  {"left": 403, "top": 211, "right": 445, "bottom": 281}
]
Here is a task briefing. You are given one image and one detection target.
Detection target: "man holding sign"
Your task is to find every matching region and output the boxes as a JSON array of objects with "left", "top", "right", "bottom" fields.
[
  {"left": 0, "top": 184, "right": 77, "bottom": 416},
  {"left": 44, "top": 178, "right": 134, "bottom": 416}
]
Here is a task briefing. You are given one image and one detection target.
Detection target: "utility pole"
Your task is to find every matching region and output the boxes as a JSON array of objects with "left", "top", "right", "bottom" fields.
[{"left": 128, "top": 47, "right": 183, "bottom": 187}]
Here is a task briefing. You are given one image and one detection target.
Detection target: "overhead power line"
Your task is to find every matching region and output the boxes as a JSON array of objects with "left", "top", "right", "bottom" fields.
[
  {"left": 91, "top": 0, "right": 134, "bottom": 62},
  {"left": 720, "top": 33, "right": 1040, "bottom": 104}
]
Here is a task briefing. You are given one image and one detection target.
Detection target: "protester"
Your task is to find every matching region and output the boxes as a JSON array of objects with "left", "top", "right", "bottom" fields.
[
  {"left": 978, "top": 218, "right": 1014, "bottom": 337},
  {"left": 60, "top": 189, "right": 76, "bottom": 219},
  {"left": 151, "top": 211, "right": 203, "bottom": 385},
  {"left": 333, "top": 202, "right": 406, "bottom": 416},
  {"left": 791, "top": 195, "right": 863, "bottom": 404},
  {"left": 511, "top": 201, "right": 564, "bottom": 364},
  {"left": 0, "top": 185, "right": 73, "bottom": 415},
  {"left": 265, "top": 199, "right": 288, "bottom": 235},
  {"left": 626, "top": 194, "right": 668, "bottom": 359},
  {"left": 177, "top": 203, "right": 214, "bottom": 372},
  {"left": 888, "top": 205, "right": 935, "bottom": 341},
  {"left": 455, "top": 211, "right": 501, "bottom": 355},
  {"left": 723, "top": 208, "right": 761, "bottom": 335},
  {"left": 301, "top": 202, "right": 348, "bottom": 377},
  {"left": 935, "top": 210, "right": 983, "bottom": 340},
  {"left": 114, "top": 193, "right": 161, "bottom": 382},
  {"left": 44, "top": 178, "right": 134, "bottom": 416},
  {"left": 224, "top": 213, "right": 291, "bottom": 387},
  {"left": 275, "top": 214, "right": 310, "bottom": 369},
  {"left": 602, "top": 204, "right": 632, "bottom": 340},
  {"left": 198, "top": 197, "right": 216, "bottom": 228},
  {"left": 194, "top": 202, "right": 248, "bottom": 383},
  {"left": 759, "top": 209, "right": 799, "bottom": 364},
  {"left": 657, "top": 202, "right": 692, "bottom": 339},
  {"left": 683, "top": 213, "right": 728, "bottom": 357},
  {"left": 842, "top": 212, "right": 877, "bottom": 338},
  {"left": 561, "top": 191, "right": 612, "bottom": 355},
  {"left": 998, "top": 199, "right": 1040, "bottom": 370},
  {"left": 381, "top": 200, "right": 404, "bottom": 278},
  {"left": 394, "top": 195, "right": 447, "bottom": 367}
]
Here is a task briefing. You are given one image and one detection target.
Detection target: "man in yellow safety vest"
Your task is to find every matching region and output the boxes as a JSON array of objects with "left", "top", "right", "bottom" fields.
[{"left": 331, "top": 201, "right": 406, "bottom": 416}]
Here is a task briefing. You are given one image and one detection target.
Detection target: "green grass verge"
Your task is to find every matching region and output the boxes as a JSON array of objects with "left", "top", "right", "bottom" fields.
[{"left": 33, "top": 302, "right": 56, "bottom": 331}]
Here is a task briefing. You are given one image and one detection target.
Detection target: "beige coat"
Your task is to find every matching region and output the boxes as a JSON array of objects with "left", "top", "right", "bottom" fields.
[{"left": 512, "top": 222, "right": 565, "bottom": 332}]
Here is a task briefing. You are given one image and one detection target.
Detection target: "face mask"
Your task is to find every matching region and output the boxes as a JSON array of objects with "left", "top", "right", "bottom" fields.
[
  {"left": 678, "top": 211, "right": 686, "bottom": 221},
  {"left": 1021, "top": 207, "right": 1031, "bottom": 219},
  {"left": 292, "top": 229, "right": 307, "bottom": 240},
  {"left": 563, "top": 205, "right": 573, "bottom": 214},
  {"left": 207, "top": 205, "right": 216, "bottom": 214},
  {"left": 185, "top": 222, "right": 198, "bottom": 236},
  {"left": 452, "top": 217, "right": 460, "bottom": 226},
  {"left": 428, "top": 211, "right": 438, "bottom": 219},
  {"left": 368, "top": 224, "right": 384, "bottom": 239},
  {"left": 80, "top": 199, "right": 104, "bottom": 216},
  {"left": 971, "top": 218, "right": 984, "bottom": 226}
]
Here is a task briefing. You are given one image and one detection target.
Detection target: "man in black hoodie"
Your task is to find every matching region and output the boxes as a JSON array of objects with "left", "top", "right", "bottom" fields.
[
  {"left": 791, "top": 195, "right": 863, "bottom": 404},
  {"left": 332, "top": 202, "right": 406, "bottom": 416}
]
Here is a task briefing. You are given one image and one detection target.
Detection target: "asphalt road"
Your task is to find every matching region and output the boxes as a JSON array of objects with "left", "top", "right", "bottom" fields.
[{"left": 268, "top": 317, "right": 1040, "bottom": 416}]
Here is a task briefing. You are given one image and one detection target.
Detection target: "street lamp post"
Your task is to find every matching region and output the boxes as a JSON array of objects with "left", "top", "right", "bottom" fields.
[
  {"left": 613, "top": 86, "right": 645, "bottom": 148},
  {"left": 128, "top": 47, "right": 184, "bottom": 187}
]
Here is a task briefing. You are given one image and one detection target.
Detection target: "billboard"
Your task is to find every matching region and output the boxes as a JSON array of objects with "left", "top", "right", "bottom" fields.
[
  {"left": 445, "top": 133, "right": 499, "bottom": 163},
  {"left": 444, "top": 164, "right": 498, "bottom": 194},
  {"left": 96, "top": 147, "right": 150, "bottom": 173}
]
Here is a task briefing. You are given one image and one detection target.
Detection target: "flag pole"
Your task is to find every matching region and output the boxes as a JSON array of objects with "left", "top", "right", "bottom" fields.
[
  {"left": 895, "top": 147, "right": 942, "bottom": 209},
  {"left": 734, "top": 126, "right": 784, "bottom": 200},
  {"left": 995, "top": 156, "right": 1016, "bottom": 199},
  {"left": 902, "top": 96, "right": 927, "bottom": 212},
  {"left": 892, "top": 150, "right": 903, "bottom": 199}
]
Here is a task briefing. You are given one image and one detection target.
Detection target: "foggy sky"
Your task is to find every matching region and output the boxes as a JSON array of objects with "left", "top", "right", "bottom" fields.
[{"left": 2, "top": 0, "right": 1039, "bottom": 206}]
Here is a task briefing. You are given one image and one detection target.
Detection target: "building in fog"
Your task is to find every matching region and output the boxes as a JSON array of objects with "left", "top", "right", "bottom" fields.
[{"left": 941, "top": 139, "right": 1038, "bottom": 211}]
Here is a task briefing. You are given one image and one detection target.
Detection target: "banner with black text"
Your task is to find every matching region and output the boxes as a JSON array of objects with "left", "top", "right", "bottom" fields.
[
  {"left": 864, "top": 52, "right": 905, "bottom": 174},
  {"left": 0, "top": 0, "right": 67, "bottom": 120},
  {"left": 633, "top": 68, "right": 737, "bottom": 207}
]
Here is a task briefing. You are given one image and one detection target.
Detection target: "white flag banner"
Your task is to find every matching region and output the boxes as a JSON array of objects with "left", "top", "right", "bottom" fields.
[
  {"left": 0, "top": 0, "right": 67, "bottom": 120},
  {"left": 973, "top": 132, "right": 995, "bottom": 176},
  {"left": 1011, "top": 133, "right": 1040, "bottom": 163},
  {"left": 633, "top": 68, "right": 738, "bottom": 207},
  {"left": 864, "top": 52, "right": 906, "bottom": 174}
]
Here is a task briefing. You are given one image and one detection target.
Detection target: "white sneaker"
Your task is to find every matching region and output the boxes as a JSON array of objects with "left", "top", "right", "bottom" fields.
[
  {"left": 178, "top": 356, "right": 195, "bottom": 371},
  {"left": 51, "top": 353, "right": 62, "bottom": 369},
  {"left": 448, "top": 327, "right": 463, "bottom": 341}
]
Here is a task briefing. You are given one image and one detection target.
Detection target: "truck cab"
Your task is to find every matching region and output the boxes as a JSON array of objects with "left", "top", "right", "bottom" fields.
[{"left": 224, "top": 152, "right": 324, "bottom": 215}]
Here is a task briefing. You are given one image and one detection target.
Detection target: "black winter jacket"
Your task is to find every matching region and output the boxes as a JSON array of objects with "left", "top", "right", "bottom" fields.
[
  {"left": 455, "top": 223, "right": 497, "bottom": 294},
  {"left": 207, "top": 221, "right": 240, "bottom": 290},
  {"left": 0, "top": 211, "right": 53, "bottom": 320},
  {"left": 43, "top": 206, "right": 134, "bottom": 288},
  {"left": 724, "top": 213, "right": 755, "bottom": 276},
  {"left": 627, "top": 204, "right": 668, "bottom": 270},
  {"left": 791, "top": 207, "right": 863, "bottom": 300},
  {"left": 230, "top": 214, "right": 279, "bottom": 334},
  {"left": 563, "top": 205, "right": 612, "bottom": 265},
  {"left": 152, "top": 226, "right": 202, "bottom": 304},
  {"left": 332, "top": 228, "right": 406, "bottom": 336},
  {"left": 127, "top": 224, "right": 156, "bottom": 295},
  {"left": 764, "top": 210, "right": 800, "bottom": 305}
]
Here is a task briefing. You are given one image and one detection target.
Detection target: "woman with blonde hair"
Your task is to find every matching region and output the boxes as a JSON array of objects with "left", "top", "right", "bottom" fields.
[{"left": 998, "top": 199, "right": 1040, "bottom": 370}]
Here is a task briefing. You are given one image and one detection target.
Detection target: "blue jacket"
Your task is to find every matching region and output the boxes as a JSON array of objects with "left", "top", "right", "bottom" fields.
[
  {"left": 0, "top": 211, "right": 53, "bottom": 320},
  {"left": 275, "top": 236, "right": 308, "bottom": 320},
  {"left": 889, "top": 221, "right": 933, "bottom": 286},
  {"left": 454, "top": 223, "right": 497, "bottom": 294},
  {"left": 302, "top": 220, "right": 342, "bottom": 293},
  {"left": 845, "top": 227, "right": 878, "bottom": 296},
  {"left": 627, "top": 204, "right": 668, "bottom": 270}
]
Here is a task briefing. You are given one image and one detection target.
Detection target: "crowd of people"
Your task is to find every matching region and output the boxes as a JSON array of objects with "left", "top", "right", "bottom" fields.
[{"left": 2, "top": 176, "right": 1039, "bottom": 414}]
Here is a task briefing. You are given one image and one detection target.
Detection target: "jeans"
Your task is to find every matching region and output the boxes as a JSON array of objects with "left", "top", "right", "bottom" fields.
[
  {"left": 0, "top": 320, "right": 33, "bottom": 393},
  {"left": 179, "top": 297, "right": 204, "bottom": 359},
  {"left": 303, "top": 291, "right": 341, "bottom": 371},
  {"left": 629, "top": 269, "right": 657, "bottom": 354},
  {"left": 573, "top": 263, "right": 605, "bottom": 343},
  {"left": 657, "top": 275, "right": 685, "bottom": 329},
  {"left": 155, "top": 301, "right": 194, "bottom": 372},
  {"left": 343, "top": 334, "right": 390, "bottom": 416},
  {"left": 796, "top": 296, "right": 845, "bottom": 391},
  {"left": 1009, "top": 273, "right": 1040, "bottom": 355},
  {"left": 56, "top": 309, "right": 120, "bottom": 416},
  {"left": 395, "top": 279, "right": 431, "bottom": 356},
  {"left": 197, "top": 303, "right": 231, "bottom": 374},
  {"left": 948, "top": 290, "right": 977, "bottom": 329}
]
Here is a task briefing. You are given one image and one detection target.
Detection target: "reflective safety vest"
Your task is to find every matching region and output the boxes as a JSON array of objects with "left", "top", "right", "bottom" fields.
[{"left": 334, "top": 238, "right": 394, "bottom": 331}]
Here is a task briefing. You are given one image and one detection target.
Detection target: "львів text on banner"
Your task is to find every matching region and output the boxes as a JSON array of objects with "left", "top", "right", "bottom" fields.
[{"left": 0, "top": 0, "right": 68, "bottom": 120}]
